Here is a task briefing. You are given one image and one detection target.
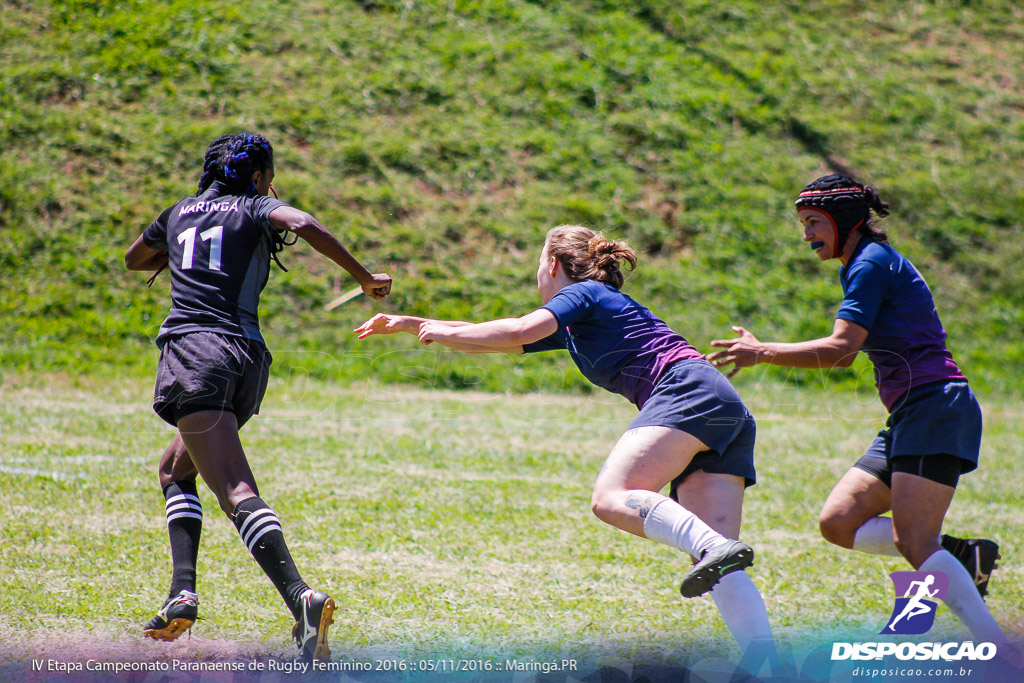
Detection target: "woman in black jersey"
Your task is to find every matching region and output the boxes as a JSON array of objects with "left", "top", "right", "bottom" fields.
[{"left": 126, "top": 132, "right": 391, "bottom": 662}]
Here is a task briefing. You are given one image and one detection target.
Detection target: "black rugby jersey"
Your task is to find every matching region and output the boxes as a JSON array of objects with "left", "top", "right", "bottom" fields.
[{"left": 143, "top": 181, "right": 286, "bottom": 346}]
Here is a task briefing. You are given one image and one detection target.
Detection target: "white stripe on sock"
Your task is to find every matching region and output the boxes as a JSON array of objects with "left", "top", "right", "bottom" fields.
[
  {"left": 245, "top": 523, "right": 283, "bottom": 552},
  {"left": 167, "top": 511, "right": 204, "bottom": 523},
  {"left": 240, "top": 512, "right": 282, "bottom": 547},
  {"left": 166, "top": 501, "right": 202, "bottom": 515},
  {"left": 242, "top": 515, "right": 280, "bottom": 542},
  {"left": 165, "top": 493, "right": 201, "bottom": 509},
  {"left": 238, "top": 508, "right": 275, "bottom": 539}
]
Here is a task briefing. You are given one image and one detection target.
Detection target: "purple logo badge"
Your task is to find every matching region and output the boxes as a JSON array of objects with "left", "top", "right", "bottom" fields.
[{"left": 881, "top": 571, "right": 948, "bottom": 635}]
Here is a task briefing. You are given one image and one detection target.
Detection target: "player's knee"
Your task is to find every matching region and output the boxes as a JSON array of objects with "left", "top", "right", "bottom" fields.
[
  {"left": 158, "top": 464, "right": 171, "bottom": 489},
  {"left": 818, "top": 513, "right": 855, "bottom": 549},
  {"left": 590, "top": 488, "right": 616, "bottom": 524}
]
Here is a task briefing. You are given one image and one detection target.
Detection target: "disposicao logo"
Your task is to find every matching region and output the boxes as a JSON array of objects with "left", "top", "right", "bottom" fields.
[
  {"left": 830, "top": 570, "right": 997, "bottom": 663},
  {"left": 881, "top": 571, "right": 948, "bottom": 635}
]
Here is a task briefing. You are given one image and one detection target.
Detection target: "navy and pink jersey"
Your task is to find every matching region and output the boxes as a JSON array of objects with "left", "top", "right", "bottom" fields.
[
  {"left": 522, "top": 279, "right": 705, "bottom": 408},
  {"left": 143, "top": 181, "right": 285, "bottom": 346},
  {"left": 837, "top": 238, "right": 966, "bottom": 411}
]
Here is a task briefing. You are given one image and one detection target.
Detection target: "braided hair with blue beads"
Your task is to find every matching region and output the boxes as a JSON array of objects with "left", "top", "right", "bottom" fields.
[{"left": 196, "top": 132, "right": 295, "bottom": 270}]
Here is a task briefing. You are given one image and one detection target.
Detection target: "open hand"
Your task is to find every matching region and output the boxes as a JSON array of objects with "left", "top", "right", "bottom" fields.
[
  {"left": 707, "top": 326, "right": 763, "bottom": 378},
  {"left": 354, "top": 313, "right": 407, "bottom": 339}
]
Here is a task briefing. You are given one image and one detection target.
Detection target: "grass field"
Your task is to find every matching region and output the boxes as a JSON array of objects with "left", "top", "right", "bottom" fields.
[
  {"left": 3, "top": 0, "right": 1024, "bottom": 395},
  {"left": 4, "top": 2, "right": 1024, "bottom": 681},
  {"left": 1, "top": 366, "right": 1021, "bottom": 681}
]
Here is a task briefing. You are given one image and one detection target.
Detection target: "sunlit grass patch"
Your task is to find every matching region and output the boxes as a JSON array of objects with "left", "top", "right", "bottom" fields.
[{"left": 1, "top": 373, "right": 1020, "bottom": 673}]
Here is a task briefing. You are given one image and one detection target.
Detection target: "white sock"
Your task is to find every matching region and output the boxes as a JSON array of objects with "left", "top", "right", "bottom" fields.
[
  {"left": 920, "top": 550, "right": 1007, "bottom": 645},
  {"left": 852, "top": 516, "right": 901, "bottom": 556},
  {"left": 711, "top": 571, "right": 777, "bottom": 674},
  {"left": 642, "top": 498, "right": 726, "bottom": 557},
  {"left": 851, "top": 516, "right": 945, "bottom": 557}
]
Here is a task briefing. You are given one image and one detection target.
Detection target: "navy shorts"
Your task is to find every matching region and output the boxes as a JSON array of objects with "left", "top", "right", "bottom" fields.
[
  {"left": 628, "top": 358, "right": 757, "bottom": 489},
  {"left": 854, "top": 380, "right": 981, "bottom": 489},
  {"left": 153, "top": 331, "right": 272, "bottom": 428}
]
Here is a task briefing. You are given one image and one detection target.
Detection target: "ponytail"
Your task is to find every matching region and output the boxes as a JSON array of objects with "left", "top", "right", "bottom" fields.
[
  {"left": 862, "top": 184, "right": 891, "bottom": 244},
  {"left": 545, "top": 225, "right": 637, "bottom": 290}
]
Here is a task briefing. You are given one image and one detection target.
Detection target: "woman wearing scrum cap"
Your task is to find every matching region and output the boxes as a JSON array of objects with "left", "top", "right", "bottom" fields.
[{"left": 707, "top": 174, "right": 1007, "bottom": 647}]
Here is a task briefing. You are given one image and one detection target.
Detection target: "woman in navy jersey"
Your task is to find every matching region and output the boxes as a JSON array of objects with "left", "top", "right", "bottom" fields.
[
  {"left": 356, "top": 225, "right": 777, "bottom": 665},
  {"left": 708, "top": 174, "right": 1007, "bottom": 647},
  {"left": 126, "top": 132, "right": 391, "bottom": 662}
]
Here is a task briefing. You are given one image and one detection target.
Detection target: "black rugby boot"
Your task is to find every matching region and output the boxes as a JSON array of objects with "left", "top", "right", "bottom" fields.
[{"left": 143, "top": 590, "right": 198, "bottom": 641}]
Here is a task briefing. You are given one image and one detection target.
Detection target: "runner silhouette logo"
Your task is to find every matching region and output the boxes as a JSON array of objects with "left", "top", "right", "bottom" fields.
[{"left": 881, "top": 571, "right": 949, "bottom": 635}]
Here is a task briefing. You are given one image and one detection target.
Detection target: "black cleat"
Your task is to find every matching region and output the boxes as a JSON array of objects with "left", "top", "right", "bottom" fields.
[
  {"left": 680, "top": 540, "right": 754, "bottom": 599},
  {"left": 292, "top": 589, "right": 336, "bottom": 663},
  {"left": 942, "top": 535, "right": 1000, "bottom": 599},
  {"left": 143, "top": 590, "right": 198, "bottom": 642}
]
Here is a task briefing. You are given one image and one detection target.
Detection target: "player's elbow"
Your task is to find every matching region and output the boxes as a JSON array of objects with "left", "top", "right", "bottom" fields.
[
  {"left": 284, "top": 210, "right": 326, "bottom": 240},
  {"left": 509, "top": 318, "right": 550, "bottom": 346},
  {"left": 515, "top": 327, "right": 539, "bottom": 346},
  {"left": 828, "top": 339, "right": 861, "bottom": 368},
  {"left": 287, "top": 217, "right": 320, "bottom": 238},
  {"left": 832, "top": 352, "right": 857, "bottom": 368},
  {"left": 270, "top": 207, "right": 319, "bottom": 236},
  {"left": 125, "top": 252, "right": 146, "bottom": 271}
]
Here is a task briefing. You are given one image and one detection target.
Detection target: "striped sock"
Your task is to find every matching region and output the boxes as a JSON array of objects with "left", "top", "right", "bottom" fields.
[
  {"left": 231, "top": 497, "right": 310, "bottom": 620},
  {"left": 163, "top": 480, "right": 203, "bottom": 596}
]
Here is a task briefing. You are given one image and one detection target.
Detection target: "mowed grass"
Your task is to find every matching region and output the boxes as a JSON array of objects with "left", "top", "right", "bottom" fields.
[{"left": 0, "top": 368, "right": 1021, "bottom": 672}]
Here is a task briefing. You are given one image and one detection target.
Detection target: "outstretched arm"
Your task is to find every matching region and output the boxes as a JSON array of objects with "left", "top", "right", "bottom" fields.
[
  {"left": 418, "top": 309, "right": 558, "bottom": 351},
  {"left": 269, "top": 205, "right": 391, "bottom": 299},
  {"left": 706, "top": 318, "right": 868, "bottom": 378},
  {"left": 354, "top": 313, "right": 474, "bottom": 338},
  {"left": 355, "top": 310, "right": 558, "bottom": 354}
]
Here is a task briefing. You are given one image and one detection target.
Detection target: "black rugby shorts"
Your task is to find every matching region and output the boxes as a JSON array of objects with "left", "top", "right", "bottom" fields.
[{"left": 153, "top": 331, "right": 271, "bottom": 428}]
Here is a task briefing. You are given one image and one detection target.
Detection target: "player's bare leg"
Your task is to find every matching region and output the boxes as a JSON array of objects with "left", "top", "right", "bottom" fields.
[{"left": 175, "top": 411, "right": 334, "bottom": 662}]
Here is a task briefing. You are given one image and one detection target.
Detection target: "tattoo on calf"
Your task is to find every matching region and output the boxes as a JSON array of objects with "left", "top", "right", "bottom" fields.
[{"left": 625, "top": 494, "right": 654, "bottom": 518}]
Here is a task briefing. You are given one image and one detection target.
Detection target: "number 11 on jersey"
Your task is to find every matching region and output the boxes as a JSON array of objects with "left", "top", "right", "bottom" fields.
[{"left": 178, "top": 226, "right": 224, "bottom": 271}]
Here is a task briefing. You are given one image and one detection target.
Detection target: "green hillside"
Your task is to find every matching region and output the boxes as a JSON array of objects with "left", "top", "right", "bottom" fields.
[{"left": 2, "top": 0, "right": 1023, "bottom": 396}]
